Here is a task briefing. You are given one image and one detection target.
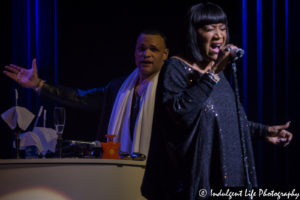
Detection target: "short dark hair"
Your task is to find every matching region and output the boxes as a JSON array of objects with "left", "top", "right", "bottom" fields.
[
  {"left": 185, "top": 2, "right": 229, "bottom": 62},
  {"left": 138, "top": 29, "right": 168, "bottom": 47}
]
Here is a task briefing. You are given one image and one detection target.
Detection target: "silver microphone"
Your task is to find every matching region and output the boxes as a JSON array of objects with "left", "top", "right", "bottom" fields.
[
  {"left": 232, "top": 48, "right": 244, "bottom": 58},
  {"left": 225, "top": 47, "right": 244, "bottom": 59}
]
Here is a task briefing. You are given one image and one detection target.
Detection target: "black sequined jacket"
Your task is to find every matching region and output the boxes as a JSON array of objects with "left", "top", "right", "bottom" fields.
[{"left": 141, "top": 57, "right": 269, "bottom": 200}]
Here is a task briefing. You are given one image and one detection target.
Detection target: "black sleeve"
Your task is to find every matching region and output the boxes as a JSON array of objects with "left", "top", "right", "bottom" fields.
[
  {"left": 248, "top": 121, "right": 269, "bottom": 138},
  {"left": 40, "top": 81, "right": 110, "bottom": 111},
  {"left": 161, "top": 58, "right": 217, "bottom": 128}
]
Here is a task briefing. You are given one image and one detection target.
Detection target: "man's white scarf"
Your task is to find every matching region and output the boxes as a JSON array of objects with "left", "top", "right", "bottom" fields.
[{"left": 107, "top": 68, "right": 159, "bottom": 156}]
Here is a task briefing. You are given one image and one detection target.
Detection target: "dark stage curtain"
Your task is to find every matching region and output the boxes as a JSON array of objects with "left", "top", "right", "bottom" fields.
[
  {"left": 0, "top": 0, "right": 58, "bottom": 158},
  {"left": 11, "top": 0, "right": 58, "bottom": 110},
  {"left": 238, "top": 0, "right": 299, "bottom": 190}
]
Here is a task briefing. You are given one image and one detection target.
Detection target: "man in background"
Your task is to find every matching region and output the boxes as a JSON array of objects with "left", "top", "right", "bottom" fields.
[{"left": 3, "top": 29, "right": 169, "bottom": 157}]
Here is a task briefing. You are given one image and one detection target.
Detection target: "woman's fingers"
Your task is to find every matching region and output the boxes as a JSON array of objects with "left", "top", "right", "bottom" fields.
[
  {"left": 279, "top": 121, "right": 291, "bottom": 130},
  {"left": 278, "top": 129, "right": 293, "bottom": 147}
]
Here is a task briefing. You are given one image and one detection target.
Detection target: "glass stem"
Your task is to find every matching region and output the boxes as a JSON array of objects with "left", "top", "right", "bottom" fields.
[{"left": 58, "top": 134, "right": 63, "bottom": 158}]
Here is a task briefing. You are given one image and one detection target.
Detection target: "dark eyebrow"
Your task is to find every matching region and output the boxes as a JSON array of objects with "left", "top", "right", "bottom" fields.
[
  {"left": 149, "top": 45, "right": 159, "bottom": 49},
  {"left": 137, "top": 44, "right": 160, "bottom": 49}
]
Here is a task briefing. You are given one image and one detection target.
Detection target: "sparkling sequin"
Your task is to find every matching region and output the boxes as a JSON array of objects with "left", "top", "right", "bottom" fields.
[
  {"left": 204, "top": 103, "right": 228, "bottom": 183},
  {"left": 184, "top": 65, "right": 193, "bottom": 73}
]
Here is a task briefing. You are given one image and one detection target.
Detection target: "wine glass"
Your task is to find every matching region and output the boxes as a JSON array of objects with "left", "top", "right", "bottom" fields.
[{"left": 53, "top": 107, "right": 66, "bottom": 158}]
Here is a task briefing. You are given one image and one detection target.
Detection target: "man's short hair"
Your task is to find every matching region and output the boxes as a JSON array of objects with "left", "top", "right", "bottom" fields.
[{"left": 138, "top": 29, "right": 168, "bottom": 48}]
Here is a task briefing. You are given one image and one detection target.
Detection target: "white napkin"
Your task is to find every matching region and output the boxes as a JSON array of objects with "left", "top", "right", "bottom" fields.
[
  {"left": 1, "top": 106, "right": 35, "bottom": 131},
  {"left": 20, "top": 127, "right": 58, "bottom": 155}
]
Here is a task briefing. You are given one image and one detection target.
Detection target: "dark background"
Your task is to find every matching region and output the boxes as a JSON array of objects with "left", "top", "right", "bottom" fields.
[{"left": 1, "top": 0, "right": 299, "bottom": 191}]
